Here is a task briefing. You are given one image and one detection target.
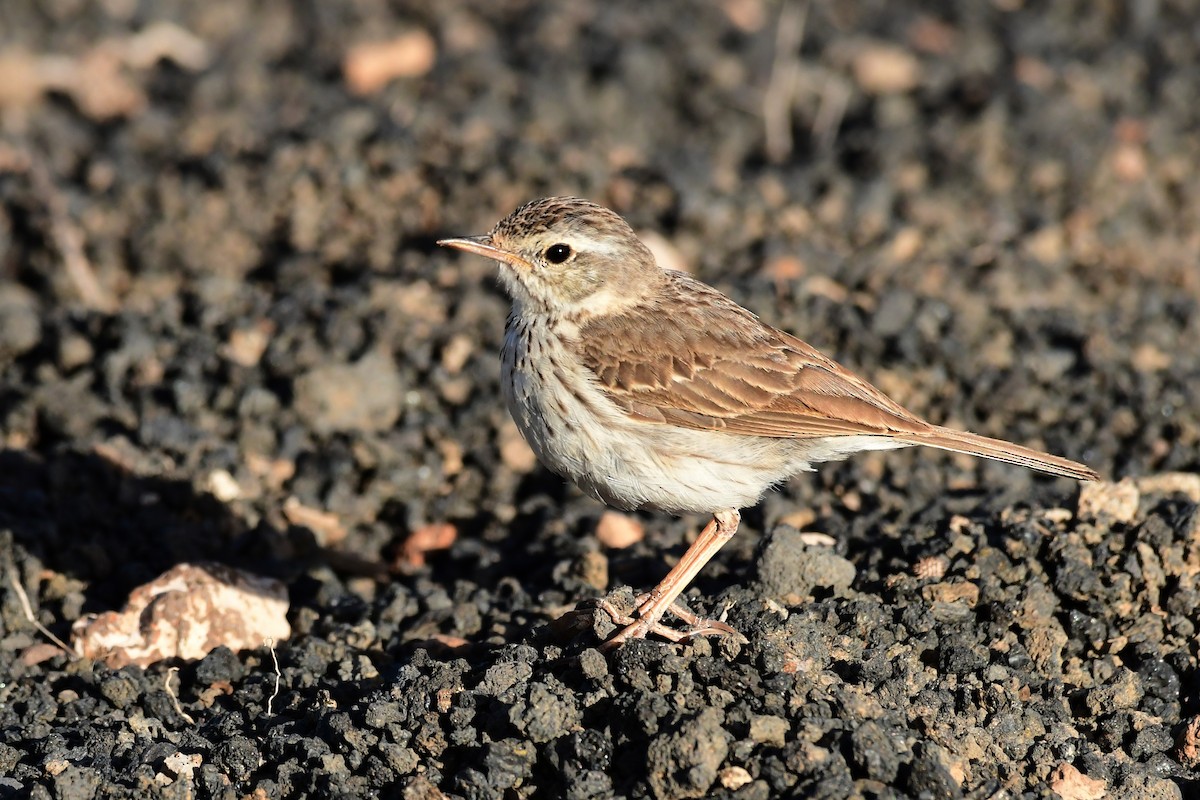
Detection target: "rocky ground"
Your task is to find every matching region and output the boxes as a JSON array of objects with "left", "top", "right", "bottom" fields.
[{"left": 1, "top": 1, "right": 1198, "bottom": 798}]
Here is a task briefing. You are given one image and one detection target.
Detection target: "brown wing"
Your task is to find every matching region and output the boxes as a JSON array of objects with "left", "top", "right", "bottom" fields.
[{"left": 574, "top": 272, "right": 933, "bottom": 439}]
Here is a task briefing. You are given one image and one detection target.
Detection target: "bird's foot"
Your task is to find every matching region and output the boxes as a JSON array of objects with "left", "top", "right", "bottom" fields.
[
  {"left": 595, "top": 599, "right": 686, "bottom": 645},
  {"left": 597, "top": 593, "right": 743, "bottom": 651},
  {"left": 649, "top": 595, "right": 742, "bottom": 640}
]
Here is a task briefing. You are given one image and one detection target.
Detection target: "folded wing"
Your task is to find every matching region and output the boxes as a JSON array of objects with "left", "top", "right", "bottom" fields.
[{"left": 574, "top": 271, "right": 1098, "bottom": 481}]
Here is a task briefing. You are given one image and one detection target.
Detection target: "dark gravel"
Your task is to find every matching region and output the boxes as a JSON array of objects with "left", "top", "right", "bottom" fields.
[{"left": 2, "top": 1, "right": 1199, "bottom": 798}]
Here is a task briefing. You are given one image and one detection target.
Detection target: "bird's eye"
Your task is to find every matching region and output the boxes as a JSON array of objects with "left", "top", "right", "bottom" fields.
[{"left": 544, "top": 243, "right": 572, "bottom": 264}]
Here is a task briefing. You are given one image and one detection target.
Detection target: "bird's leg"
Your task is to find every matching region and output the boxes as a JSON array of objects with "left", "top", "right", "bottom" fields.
[{"left": 602, "top": 509, "right": 741, "bottom": 649}]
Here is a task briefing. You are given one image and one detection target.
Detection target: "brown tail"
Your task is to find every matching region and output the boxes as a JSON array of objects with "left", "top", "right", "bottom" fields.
[{"left": 896, "top": 426, "right": 1100, "bottom": 482}]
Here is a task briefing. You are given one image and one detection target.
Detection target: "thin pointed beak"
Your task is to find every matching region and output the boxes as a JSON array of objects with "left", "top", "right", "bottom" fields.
[{"left": 437, "top": 235, "right": 532, "bottom": 270}]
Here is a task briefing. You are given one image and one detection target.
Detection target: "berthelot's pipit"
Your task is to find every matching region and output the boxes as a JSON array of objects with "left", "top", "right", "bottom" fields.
[{"left": 439, "top": 196, "right": 1099, "bottom": 648}]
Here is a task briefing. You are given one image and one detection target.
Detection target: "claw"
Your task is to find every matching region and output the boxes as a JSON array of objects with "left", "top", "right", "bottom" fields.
[
  {"left": 597, "top": 599, "right": 692, "bottom": 646},
  {"left": 596, "top": 593, "right": 744, "bottom": 650}
]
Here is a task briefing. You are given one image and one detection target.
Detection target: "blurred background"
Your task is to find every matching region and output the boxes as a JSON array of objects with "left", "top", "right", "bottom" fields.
[
  {"left": 1, "top": 1, "right": 1198, "bottom": 797},
  {"left": 2, "top": 1, "right": 1196, "bottom": 537}
]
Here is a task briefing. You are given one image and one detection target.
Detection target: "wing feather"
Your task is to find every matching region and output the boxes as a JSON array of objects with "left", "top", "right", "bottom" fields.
[{"left": 573, "top": 271, "right": 932, "bottom": 440}]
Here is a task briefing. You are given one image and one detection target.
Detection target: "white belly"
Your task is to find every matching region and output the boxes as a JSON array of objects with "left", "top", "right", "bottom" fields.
[{"left": 500, "top": 316, "right": 842, "bottom": 514}]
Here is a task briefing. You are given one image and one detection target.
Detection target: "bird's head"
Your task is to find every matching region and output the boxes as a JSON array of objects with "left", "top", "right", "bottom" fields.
[{"left": 439, "top": 196, "right": 665, "bottom": 318}]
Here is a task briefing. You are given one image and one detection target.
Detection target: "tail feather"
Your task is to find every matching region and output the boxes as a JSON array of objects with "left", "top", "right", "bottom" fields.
[{"left": 896, "top": 426, "right": 1100, "bottom": 482}]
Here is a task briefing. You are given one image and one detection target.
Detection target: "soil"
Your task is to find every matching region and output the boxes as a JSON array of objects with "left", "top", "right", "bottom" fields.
[{"left": 1, "top": 1, "right": 1199, "bottom": 798}]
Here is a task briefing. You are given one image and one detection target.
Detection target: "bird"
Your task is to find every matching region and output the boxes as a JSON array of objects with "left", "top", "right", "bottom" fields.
[{"left": 438, "top": 196, "right": 1099, "bottom": 648}]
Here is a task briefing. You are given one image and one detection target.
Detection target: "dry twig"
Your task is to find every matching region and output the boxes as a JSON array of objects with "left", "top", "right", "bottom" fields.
[
  {"left": 265, "top": 638, "right": 281, "bottom": 716},
  {"left": 165, "top": 667, "right": 196, "bottom": 724},
  {"left": 27, "top": 152, "right": 116, "bottom": 312},
  {"left": 762, "top": 1, "right": 808, "bottom": 163},
  {"left": 8, "top": 567, "right": 77, "bottom": 658}
]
